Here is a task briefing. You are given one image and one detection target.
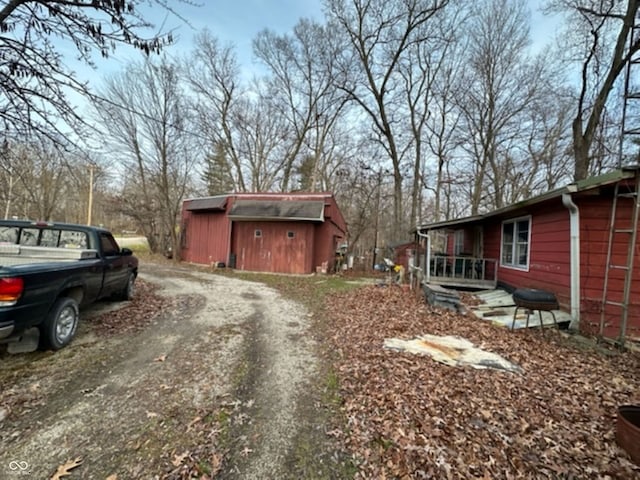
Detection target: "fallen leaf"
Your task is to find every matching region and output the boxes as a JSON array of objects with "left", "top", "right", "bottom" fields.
[
  {"left": 325, "top": 285, "right": 640, "bottom": 479},
  {"left": 187, "top": 416, "right": 202, "bottom": 430},
  {"left": 211, "top": 453, "right": 222, "bottom": 474},
  {"left": 50, "top": 457, "right": 82, "bottom": 480},
  {"left": 153, "top": 354, "right": 167, "bottom": 362},
  {"left": 172, "top": 452, "right": 188, "bottom": 467}
]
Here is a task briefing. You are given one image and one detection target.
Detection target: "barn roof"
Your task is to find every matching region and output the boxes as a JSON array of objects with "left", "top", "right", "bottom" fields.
[
  {"left": 185, "top": 196, "right": 228, "bottom": 211},
  {"left": 228, "top": 199, "right": 325, "bottom": 222}
]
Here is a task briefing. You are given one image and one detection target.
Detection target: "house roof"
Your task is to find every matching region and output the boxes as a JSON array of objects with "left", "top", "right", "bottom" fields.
[
  {"left": 185, "top": 196, "right": 228, "bottom": 211},
  {"left": 416, "top": 166, "right": 640, "bottom": 232},
  {"left": 228, "top": 199, "right": 325, "bottom": 222}
]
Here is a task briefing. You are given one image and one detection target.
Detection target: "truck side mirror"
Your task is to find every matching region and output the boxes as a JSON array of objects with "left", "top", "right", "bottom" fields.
[{"left": 120, "top": 247, "right": 133, "bottom": 256}]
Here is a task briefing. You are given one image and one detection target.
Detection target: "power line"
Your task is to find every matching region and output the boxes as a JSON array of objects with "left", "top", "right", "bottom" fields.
[{"left": 85, "top": 89, "right": 213, "bottom": 143}]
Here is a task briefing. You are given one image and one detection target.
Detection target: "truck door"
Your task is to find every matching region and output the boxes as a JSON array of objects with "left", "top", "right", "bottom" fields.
[{"left": 99, "top": 232, "right": 128, "bottom": 295}]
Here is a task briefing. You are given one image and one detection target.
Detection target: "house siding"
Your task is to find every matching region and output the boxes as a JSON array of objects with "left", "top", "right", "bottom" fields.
[
  {"left": 484, "top": 203, "right": 572, "bottom": 311},
  {"left": 444, "top": 194, "right": 639, "bottom": 341},
  {"left": 578, "top": 194, "right": 640, "bottom": 340},
  {"left": 419, "top": 170, "right": 640, "bottom": 343}
]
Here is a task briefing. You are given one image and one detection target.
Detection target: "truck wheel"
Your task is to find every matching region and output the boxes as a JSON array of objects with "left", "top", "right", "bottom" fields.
[
  {"left": 119, "top": 272, "right": 136, "bottom": 301},
  {"left": 39, "top": 297, "right": 79, "bottom": 350}
]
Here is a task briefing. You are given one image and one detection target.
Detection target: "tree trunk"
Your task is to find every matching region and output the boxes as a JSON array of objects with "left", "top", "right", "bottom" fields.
[{"left": 572, "top": 117, "right": 590, "bottom": 181}]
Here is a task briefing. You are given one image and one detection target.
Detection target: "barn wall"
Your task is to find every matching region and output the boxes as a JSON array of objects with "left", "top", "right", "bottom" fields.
[
  {"left": 578, "top": 193, "right": 640, "bottom": 341},
  {"left": 312, "top": 197, "right": 347, "bottom": 272},
  {"left": 180, "top": 193, "right": 348, "bottom": 276},
  {"left": 324, "top": 196, "right": 348, "bottom": 233},
  {"left": 180, "top": 209, "right": 230, "bottom": 265},
  {"left": 231, "top": 221, "right": 315, "bottom": 274},
  {"left": 314, "top": 221, "right": 337, "bottom": 272}
]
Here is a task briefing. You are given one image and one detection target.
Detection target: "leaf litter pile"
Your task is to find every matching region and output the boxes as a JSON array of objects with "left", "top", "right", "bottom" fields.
[
  {"left": 87, "top": 279, "right": 176, "bottom": 336},
  {"left": 327, "top": 285, "right": 640, "bottom": 479}
]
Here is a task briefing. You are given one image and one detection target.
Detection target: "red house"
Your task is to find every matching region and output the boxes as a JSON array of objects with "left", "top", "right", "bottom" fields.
[
  {"left": 416, "top": 167, "right": 640, "bottom": 345},
  {"left": 180, "top": 192, "right": 348, "bottom": 275}
]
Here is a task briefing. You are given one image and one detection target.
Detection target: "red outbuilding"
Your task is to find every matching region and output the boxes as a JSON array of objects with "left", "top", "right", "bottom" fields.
[
  {"left": 179, "top": 192, "right": 348, "bottom": 275},
  {"left": 416, "top": 166, "right": 640, "bottom": 345}
]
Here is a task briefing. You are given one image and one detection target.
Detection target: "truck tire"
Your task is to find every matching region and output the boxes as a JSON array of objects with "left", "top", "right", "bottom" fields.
[
  {"left": 39, "top": 297, "right": 79, "bottom": 350},
  {"left": 119, "top": 272, "right": 136, "bottom": 301}
]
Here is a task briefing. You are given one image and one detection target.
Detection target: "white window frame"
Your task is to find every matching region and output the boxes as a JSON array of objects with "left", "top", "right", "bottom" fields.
[{"left": 500, "top": 216, "right": 531, "bottom": 271}]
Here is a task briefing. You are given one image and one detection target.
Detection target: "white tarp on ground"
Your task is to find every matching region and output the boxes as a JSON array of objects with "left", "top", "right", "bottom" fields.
[{"left": 383, "top": 334, "right": 522, "bottom": 373}]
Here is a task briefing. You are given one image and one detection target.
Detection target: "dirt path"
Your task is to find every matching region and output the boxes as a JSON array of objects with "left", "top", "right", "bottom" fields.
[{"left": 0, "top": 264, "right": 335, "bottom": 479}]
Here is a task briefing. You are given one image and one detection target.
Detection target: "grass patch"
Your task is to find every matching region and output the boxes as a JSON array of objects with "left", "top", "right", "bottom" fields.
[
  {"left": 228, "top": 272, "right": 362, "bottom": 313},
  {"left": 114, "top": 236, "right": 151, "bottom": 254},
  {"left": 323, "top": 369, "right": 342, "bottom": 408}
]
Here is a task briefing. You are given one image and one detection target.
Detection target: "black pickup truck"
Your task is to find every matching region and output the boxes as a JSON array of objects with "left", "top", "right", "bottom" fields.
[{"left": 0, "top": 220, "right": 138, "bottom": 351}]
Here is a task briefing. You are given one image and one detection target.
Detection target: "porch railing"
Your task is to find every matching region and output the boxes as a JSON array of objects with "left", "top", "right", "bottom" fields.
[{"left": 426, "top": 254, "right": 498, "bottom": 288}]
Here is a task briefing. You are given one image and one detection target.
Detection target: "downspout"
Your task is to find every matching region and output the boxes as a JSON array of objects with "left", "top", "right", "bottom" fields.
[
  {"left": 562, "top": 190, "right": 580, "bottom": 329},
  {"left": 416, "top": 229, "right": 430, "bottom": 285}
]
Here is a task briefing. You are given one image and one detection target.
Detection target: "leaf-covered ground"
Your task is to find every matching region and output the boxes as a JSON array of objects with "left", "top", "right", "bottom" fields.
[{"left": 327, "top": 285, "right": 640, "bottom": 479}]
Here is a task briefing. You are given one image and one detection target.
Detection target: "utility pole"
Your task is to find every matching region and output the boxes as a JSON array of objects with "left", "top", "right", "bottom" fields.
[
  {"left": 371, "top": 168, "right": 382, "bottom": 270},
  {"left": 87, "top": 164, "right": 94, "bottom": 225},
  {"left": 4, "top": 173, "right": 13, "bottom": 219}
]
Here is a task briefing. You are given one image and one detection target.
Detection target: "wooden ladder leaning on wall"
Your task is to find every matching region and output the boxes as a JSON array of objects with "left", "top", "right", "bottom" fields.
[{"left": 599, "top": 171, "right": 640, "bottom": 347}]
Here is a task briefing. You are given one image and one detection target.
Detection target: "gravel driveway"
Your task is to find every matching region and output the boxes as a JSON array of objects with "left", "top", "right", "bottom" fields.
[{"left": 0, "top": 263, "right": 334, "bottom": 479}]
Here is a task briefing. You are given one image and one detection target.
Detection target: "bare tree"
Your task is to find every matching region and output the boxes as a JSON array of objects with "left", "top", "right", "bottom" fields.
[
  {"left": 457, "top": 0, "right": 549, "bottom": 213},
  {"left": 93, "top": 56, "right": 197, "bottom": 257},
  {"left": 523, "top": 85, "right": 575, "bottom": 194},
  {"left": 0, "top": 0, "right": 184, "bottom": 147},
  {"left": 185, "top": 31, "right": 247, "bottom": 192},
  {"left": 423, "top": 52, "right": 465, "bottom": 222},
  {"left": 397, "top": 8, "right": 463, "bottom": 227},
  {"left": 233, "top": 91, "right": 293, "bottom": 191},
  {"left": 548, "top": 0, "right": 640, "bottom": 179},
  {"left": 254, "top": 19, "right": 350, "bottom": 192},
  {"left": 0, "top": 137, "right": 93, "bottom": 221},
  {"left": 326, "top": 0, "right": 450, "bottom": 239}
]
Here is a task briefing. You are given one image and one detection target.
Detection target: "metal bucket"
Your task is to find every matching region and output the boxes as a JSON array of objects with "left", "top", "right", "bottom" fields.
[{"left": 616, "top": 405, "right": 640, "bottom": 465}]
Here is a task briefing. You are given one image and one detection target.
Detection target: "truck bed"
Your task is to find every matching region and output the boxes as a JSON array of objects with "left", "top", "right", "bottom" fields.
[{"left": 0, "top": 244, "right": 98, "bottom": 266}]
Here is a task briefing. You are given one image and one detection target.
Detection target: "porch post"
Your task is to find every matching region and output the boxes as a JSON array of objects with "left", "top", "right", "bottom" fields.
[{"left": 416, "top": 229, "right": 430, "bottom": 284}]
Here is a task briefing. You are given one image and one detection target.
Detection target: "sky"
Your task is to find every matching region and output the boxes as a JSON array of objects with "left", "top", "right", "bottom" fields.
[
  {"left": 63, "top": 0, "right": 561, "bottom": 137},
  {"left": 88, "top": 0, "right": 560, "bottom": 80},
  {"left": 91, "top": 0, "right": 326, "bottom": 80}
]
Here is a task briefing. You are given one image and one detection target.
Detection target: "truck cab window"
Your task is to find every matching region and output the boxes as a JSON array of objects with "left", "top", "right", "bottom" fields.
[
  {"left": 40, "top": 229, "right": 61, "bottom": 247},
  {"left": 0, "top": 227, "right": 18, "bottom": 244},
  {"left": 100, "top": 233, "right": 120, "bottom": 256},
  {"left": 59, "top": 231, "right": 88, "bottom": 249},
  {"left": 19, "top": 228, "right": 39, "bottom": 246}
]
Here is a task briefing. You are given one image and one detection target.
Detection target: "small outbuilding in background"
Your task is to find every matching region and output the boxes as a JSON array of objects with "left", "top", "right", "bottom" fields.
[{"left": 179, "top": 192, "right": 348, "bottom": 275}]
